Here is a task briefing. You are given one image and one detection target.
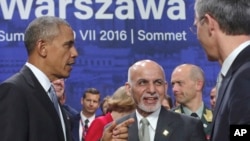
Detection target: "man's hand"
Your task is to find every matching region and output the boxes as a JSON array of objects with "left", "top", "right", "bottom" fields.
[{"left": 101, "top": 118, "right": 135, "bottom": 141}]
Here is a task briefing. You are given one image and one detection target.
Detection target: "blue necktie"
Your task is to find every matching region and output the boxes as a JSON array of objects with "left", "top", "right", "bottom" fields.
[{"left": 49, "top": 85, "right": 60, "bottom": 116}]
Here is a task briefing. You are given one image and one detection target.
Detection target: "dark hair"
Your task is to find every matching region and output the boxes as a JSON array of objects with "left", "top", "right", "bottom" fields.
[{"left": 82, "top": 88, "right": 100, "bottom": 99}]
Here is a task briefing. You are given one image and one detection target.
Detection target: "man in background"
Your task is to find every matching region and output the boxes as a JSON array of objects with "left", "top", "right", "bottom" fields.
[
  {"left": 171, "top": 64, "right": 212, "bottom": 140},
  {"left": 209, "top": 86, "right": 216, "bottom": 110},
  {"left": 52, "top": 78, "right": 78, "bottom": 128},
  {"left": 72, "top": 88, "right": 101, "bottom": 141}
]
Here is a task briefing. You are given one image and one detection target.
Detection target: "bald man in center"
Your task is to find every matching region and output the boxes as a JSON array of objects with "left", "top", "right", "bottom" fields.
[{"left": 110, "top": 59, "right": 206, "bottom": 141}]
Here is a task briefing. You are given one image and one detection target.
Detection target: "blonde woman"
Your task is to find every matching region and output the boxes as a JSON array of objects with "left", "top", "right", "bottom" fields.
[{"left": 85, "top": 86, "right": 136, "bottom": 141}]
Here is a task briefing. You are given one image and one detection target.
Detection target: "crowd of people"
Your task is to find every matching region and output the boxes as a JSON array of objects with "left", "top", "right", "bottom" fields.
[{"left": 0, "top": 0, "right": 250, "bottom": 141}]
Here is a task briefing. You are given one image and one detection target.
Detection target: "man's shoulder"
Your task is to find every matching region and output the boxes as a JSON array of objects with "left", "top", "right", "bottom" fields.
[
  {"left": 161, "top": 108, "right": 200, "bottom": 123},
  {"left": 171, "top": 106, "right": 182, "bottom": 113},
  {"left": 72, "top": 113, "right": 81, "bottom": 120}
]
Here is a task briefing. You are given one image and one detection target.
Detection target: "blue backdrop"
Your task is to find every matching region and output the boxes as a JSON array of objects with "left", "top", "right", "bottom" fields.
[{"left": 0, "top": 0, "right": 220, "bottom": 115}]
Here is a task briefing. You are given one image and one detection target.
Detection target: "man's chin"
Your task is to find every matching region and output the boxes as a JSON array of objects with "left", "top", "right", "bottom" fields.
[{"left": 139, "top": 103, "right": 161, "bottom": 113}]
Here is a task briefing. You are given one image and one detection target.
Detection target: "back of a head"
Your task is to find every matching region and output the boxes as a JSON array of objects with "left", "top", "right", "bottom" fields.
[
  {"left": 195, "top": 0, "right": 250, "bottom": 35},
  {"left": 108, "top": 86, "right": 136, "bottom": 113}
]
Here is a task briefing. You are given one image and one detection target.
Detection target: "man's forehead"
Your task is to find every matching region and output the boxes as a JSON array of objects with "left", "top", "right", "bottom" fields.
[{"left": 133, "top": 71, "right": 165, "bottom": 80}]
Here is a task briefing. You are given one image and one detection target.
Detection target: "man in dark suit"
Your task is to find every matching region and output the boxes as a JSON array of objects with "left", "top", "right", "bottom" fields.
[
  {"left": 171, "top": 64, "right": 212, "bottom": 140},
  {"left": 193, "top": 0, "right": 250, "bottom": 141},
  {"left": 0, "top": 16, "right": 78, "bottom": 141},
  {"left": 71, "top": 87, "right": 101, "bottom": 141},
  {"left": 113, "top": 59, "right": 206, "bottom": 141}
]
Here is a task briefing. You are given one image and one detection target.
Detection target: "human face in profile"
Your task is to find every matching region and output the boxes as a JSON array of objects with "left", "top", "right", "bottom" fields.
[{"left": 46, "top": 25, "right": 78, "bottom": 79}]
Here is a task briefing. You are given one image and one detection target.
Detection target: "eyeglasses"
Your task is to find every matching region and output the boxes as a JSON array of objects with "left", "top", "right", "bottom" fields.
[{"left": 189, "top": 17, "right": 205, "bottom": 34}]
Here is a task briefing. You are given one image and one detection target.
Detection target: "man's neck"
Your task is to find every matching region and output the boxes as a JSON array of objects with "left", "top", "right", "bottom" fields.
[{"left": 81, "top": 111, "right": 95, "bottom": 118}]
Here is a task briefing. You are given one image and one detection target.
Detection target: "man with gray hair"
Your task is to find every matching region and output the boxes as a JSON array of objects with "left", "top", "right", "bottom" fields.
[{"left": 193, "top": 0, "right": 250, "bottom": 140}]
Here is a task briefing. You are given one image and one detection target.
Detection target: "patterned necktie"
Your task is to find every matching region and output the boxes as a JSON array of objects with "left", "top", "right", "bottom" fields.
[
  {"left": 82, "top": 119, "right": 89, "bottom": 141},
  {"left": 139, "top": 118, "right": 150, "bottom": 141},
  {"left": 84, "top": 119, "right": 89, "bottom": 132},
  {"left": 49, "top": 85, "right": 60, "bottom": 116}
]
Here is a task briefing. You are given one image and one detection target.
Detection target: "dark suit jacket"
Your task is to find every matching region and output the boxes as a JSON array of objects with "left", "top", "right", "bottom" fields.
[
  {"left": 71, "top": 113, "right": 81, "bottom": 141},
  {"left": 211, "top": 46, "right": 250, "bottom": 141},
  {"left": 0, "top": 66, "right": 72, "bottom": 141},
  {"left": 62, "top": 104, "right": 78, "bottom": 130},
  {"left": 172, "top": 105, "right": 213, "bottom": 140},
  {"left": 113, "top": 107, "right": 206, "bottom": 141}
]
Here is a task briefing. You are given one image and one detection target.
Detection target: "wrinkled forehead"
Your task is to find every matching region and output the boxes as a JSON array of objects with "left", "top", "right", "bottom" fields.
[{"left": 131, "top": 62, "right": 166, "bottom": 80}]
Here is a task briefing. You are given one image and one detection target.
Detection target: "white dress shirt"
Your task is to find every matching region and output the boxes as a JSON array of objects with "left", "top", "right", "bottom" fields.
[{"left": 136, "top": 107, "right": 161, "bottom": 141}]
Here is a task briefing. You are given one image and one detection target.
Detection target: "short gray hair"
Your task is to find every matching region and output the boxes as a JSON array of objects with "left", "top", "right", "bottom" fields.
[
  {"left": 24, "top": 16, "right": 71, "bottom": 55},
  {"left": 194, "top": 0, "right": 250, "bottom": 35}
]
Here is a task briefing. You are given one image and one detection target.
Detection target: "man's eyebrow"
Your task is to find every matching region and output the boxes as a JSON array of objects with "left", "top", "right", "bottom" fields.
[{"left": 63, "top": 40, "right": 74, "bottom": 45}]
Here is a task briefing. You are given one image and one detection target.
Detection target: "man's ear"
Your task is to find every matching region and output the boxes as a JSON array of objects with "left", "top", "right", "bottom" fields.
[
  {"left": 205, "top": 13, "right": 218, "bottom": 36},
  {"left": 125, "top": 83, "right": 132, "bottom": 96},
  {"left": 36, "top": 39, "right": 47, "bottom": 57},
  {"left": 196, "top": 80, "right": 204, "bottom": 91}
]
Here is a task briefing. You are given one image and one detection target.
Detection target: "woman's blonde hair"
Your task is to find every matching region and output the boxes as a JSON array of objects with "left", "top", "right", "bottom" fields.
[{"left": 107, "top": 86, "right": 136, "bottom": 113}]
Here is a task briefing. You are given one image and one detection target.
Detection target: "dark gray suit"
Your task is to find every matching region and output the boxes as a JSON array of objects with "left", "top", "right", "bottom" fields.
[
  {"left": 211, "top": 46, "right": 250, "bottom": 141},
  {"left": 0, "top": 66, "right": 72, "bottom": 141},
  {"left": 114, "top": 107, "right": 206, "bottom": 141}
]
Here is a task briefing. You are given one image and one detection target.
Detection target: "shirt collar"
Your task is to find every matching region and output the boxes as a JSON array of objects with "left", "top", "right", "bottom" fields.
[
  {"left": 182, "top": 102, "right": 204, "bottom": 118},
  {"left": 136, "top": 107, "right": 161, "bottom": 131},
  {"left": 221, "top": 40, "right": 250, "bottom": 77},
  {"left": 25, "top": 62, "right": 51, "bottom": 92},
  {"left": 80, "top": 111, "right": 96, "bottom": 124}
]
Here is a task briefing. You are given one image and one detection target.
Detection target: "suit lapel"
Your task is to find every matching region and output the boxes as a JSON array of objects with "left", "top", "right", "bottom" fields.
[
  {"left": 213, "top": 46, "right": 250, "bottom": 120},
  {"left": 212, "top": 74, "right": 231, "bottom": 121},
  {"left": 20, "top": 66, "right": 66, "bottom": 141},
  {"left": 62, "top": 109, "right": 73, "bottom": 141},
  {"left": 128, "top": 112, "right": 140, "bottom": 141},
  {"left": 72, "top": 114, "right": 81, "bottom": 141},
  {"left": 154, "top": 108, "right": 173, "bottom": 141},
  {"left": 211, "top": 46, "right": 250, "bottom": 138}
]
